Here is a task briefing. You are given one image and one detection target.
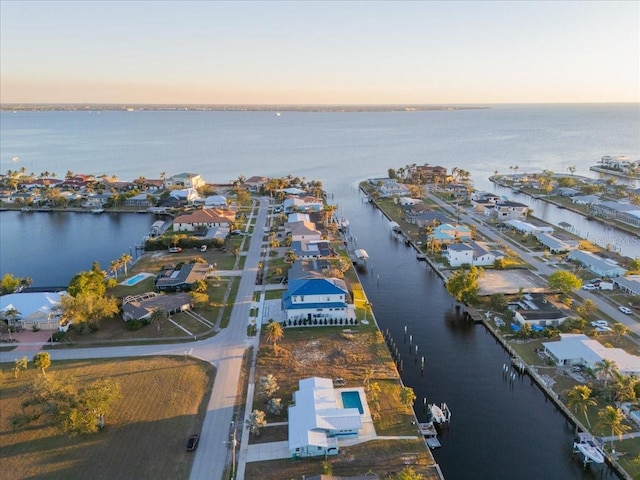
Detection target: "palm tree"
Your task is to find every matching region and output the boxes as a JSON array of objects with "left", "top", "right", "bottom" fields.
[
  {"left": 265, "top": 320, "right": 284, "bottom": 350},
  {"left": 246, "top": 409, "right": 267, "bottom": 436},
  {"left": 120, "top": 253, "right": 133, "bottom": 276},
  {"left": 595, "top": 358, "right": 618, "bottom": 388},
  {"left": 597, "top": 405, "right": 631, "bottom": 452},
  {"left": 109, "top": 259, "right": 122, "bottom": 280},
  {"left": 566, "top": 385, "right": 597, "bottom": 427},
  {"left": 612, "top": 322, "right": 629, "bottom": 343},
  {"left": 612, "top": 373, "right": 639, "bottom": 404},
  {"left": 399, "top": 386, "right": 416, "bottom": 409}
]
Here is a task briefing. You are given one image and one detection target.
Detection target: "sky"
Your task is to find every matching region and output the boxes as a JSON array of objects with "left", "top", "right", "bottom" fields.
[{"left": 0, "top": 0, "right": 638, "bottom": 105}]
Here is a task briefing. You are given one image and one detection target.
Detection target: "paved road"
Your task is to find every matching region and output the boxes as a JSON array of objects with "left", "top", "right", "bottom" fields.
[
  {"left": 0, "top": 198, "right": 271, "bottom": 480},
  {"left": 427, "top": 194, "right": 640, "bottom": 336}
]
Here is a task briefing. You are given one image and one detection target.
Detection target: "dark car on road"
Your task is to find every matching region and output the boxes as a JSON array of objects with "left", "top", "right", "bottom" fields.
[{"left": 186, "top": 434, "right": 200, "bottom": 451}]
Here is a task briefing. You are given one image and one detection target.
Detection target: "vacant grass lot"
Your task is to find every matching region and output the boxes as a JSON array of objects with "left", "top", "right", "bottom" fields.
[
  {"left": 0, "top": 356, "right": 213, "bottom": 480},
  {"left": 250, "top": 325, "right": 439, "bottom": 479}
]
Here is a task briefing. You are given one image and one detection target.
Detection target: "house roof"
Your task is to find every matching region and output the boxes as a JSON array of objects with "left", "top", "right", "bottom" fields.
[
  {"left": 543, "top": 335, "right": 640, "bottom": 373},
  {"left": 154, "top": 263, "right": 209, "bottom": 288},
  {"left": 287, "top": 278, "right": 347, "bottom": 297},
  {"left": 122, "top": 292, "right": 191, "bottom": 320},
  {"left": 447, "top": 244, "right": 473, "bottom": 252},
  {"left": 174, "top": 208, "right": 235, "bottom": 225},
  {"left": 568, "top": 250, "right": 627, "bottom": 274},
  {"left": 0, "top": 292, "right": 66, "bottom": 319}
]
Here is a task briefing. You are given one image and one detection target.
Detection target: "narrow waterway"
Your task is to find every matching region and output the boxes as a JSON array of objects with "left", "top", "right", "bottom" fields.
[{"left": 338, "top": 186, "right": 617, "bottom": 480}]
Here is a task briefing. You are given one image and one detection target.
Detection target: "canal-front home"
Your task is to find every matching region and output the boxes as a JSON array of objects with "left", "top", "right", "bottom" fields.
[{"left": 567, "top": 250, "right": 628, "bottom": 278}]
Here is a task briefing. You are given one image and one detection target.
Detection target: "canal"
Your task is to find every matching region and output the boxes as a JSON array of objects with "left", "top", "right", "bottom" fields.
[{"left": 338, "top": 186, "right": 617, "bottom": 480}]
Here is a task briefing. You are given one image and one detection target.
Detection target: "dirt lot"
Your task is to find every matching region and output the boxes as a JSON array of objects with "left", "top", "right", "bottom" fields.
[{"left": 478, "top": 269, "right": 550, "bottom": 296}]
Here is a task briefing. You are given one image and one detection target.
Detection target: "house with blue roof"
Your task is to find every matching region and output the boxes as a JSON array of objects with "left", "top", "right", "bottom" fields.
[
  {"left": 282, "top": 277, "right": 351, "bottom": 323},
  {"left": 429, "top": 223, "right": 472, "bottom": 243}
]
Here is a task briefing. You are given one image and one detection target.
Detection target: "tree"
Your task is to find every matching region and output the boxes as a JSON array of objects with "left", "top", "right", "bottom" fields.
[
  {"left": 246, "top": 409, "right": 267, "bottom": 436},
  {"left": 612, "top": 322, "right": 629, "bottom": 343},
  {"left": 258, "top": 374, "right": 279, "bottom": 399},
  {"left": 399, "top": 386, "right": 416, "bottom": 409},
  {"left": 60, "top": 290, "right": 119, "bottom": 332},
  {"left": 265, "top": 320, "right": 284, "bottom": 350},
  {"left": 14, "top": 356, "right": 28, "bottom": 379},
  {"left": 547, "top": 270, "right": 581, "bottom": 295},
  {"left": 0, "top": 273, "right": 21, "bottom": 294},
  {"left": 566, "top": 385, "right": 597, "bottom": 427},
  {"left": 597, "top": 405, "right": 631, "bottom": 452},
  {"left": 445, "top": 266, "right": 482, "bottom": 304},
  {"left": 120, "top": 253, "right": 133, "bottom": 276},
  {"left": 575, "top": 299, "right": 597, "bottom": 320},
  {"left": 191, "top": 279, "right": 208, "bottom": 293},
  {"left": 33, "top": 352, "right": 51, "bottom": 376},
  {"left": 284, "top": 249, "right": 298, "bottom": 263},
  {"left": 266, "top": 397, "right": 283, "bottom": 415},
  {"left": 489, "top": 293, "right": 508, "bottom": 312},
  {"left": 594, "top": 358, "right": 619, "bottom": 389},
  {"left": 395, "top": 466, "right": 425, "bottom": 480},
  {"left": 109, "top": 259, "right": 122, "bottom": 280},
  {"left": 612, "top": 373, "right": 639, "bottom": 404},
  {"left": 149, "top": 308, "right": 168, "bottom": 325}
]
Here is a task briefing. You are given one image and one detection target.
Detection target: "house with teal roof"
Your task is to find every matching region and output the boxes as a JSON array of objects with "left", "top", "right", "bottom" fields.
[{"left": 429, "top": 223, "right": 472, "bottom": 243}]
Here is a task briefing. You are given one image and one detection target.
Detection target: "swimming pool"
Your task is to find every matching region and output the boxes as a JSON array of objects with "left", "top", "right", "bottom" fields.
[
  {"left": 123, "top": 273, "right": 149, "bottom": 286},
  {"left": 341, "top": 391, "right": 364, "bottom": 414}
]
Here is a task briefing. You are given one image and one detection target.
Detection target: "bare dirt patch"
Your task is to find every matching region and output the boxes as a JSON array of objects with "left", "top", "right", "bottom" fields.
[{"left": 478, "top": 269, "right": 550, "bottom": 296}]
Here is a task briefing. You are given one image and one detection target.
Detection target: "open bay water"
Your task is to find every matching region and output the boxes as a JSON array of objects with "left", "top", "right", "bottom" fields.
[{"left": 0, "top": 105, "right": 638, "bottom": 478}]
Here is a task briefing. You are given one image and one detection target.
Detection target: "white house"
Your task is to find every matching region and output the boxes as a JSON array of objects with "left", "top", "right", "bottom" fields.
[
  {"left": 567, "top": 250, "right": 628, "bottom": 278},
  {"left": 169, "top": 188, "right": 201, "bottom": 203},
  {"left": 534, "top": 233, "right": 579, "bottom": 253},
  {"left": 543, "top": 334, "right": 640, "bottom": 375},
  {"left": 511, "top": 294, "right": 570, "bottom": 327},
  {"left": 289, "top": 221, "right": 321, "bottom": 242},
  {"left": 571, "top": 195, "right": 601, "bottom": 205},
  {"left": 445, "top": 242, "right": 502, "bottom": 267},
  {"left": 288, "top": 377, "right": 365, "bottom": 458},
  {"left": 484, "top": 200, "right": 530, "bottom": 220},
  {"left": 204, "top": 195, "right": 227, "bottom": 207},
  {"left": 379, "top": 181, "right": 410, "bottom": 198},
  {"left": 165, "top": 172, "right": 205, "bottom": 189},
  {"left": 283, "top": 195, "right": 324, "bottom": 213},
  {"left": 282, "top": 277, "right": 351, "bottom": 323},
  {"left": 173, "top": 208, "right": 236, "bottom": 232},
  {"left": 0, "top": 291, "right": 66, "bottom": 331}
]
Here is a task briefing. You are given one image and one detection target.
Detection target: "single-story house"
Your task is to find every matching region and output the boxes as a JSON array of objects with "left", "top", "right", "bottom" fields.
[
  {"left": 0, "top": 291, "right": 66, "bottom": 331},
  {"left": 543, "top": 334, "right": 640, "bottom": 375},
  {"left": 283, "top": 195, "right": 324, "bottom": 213},
  {"left": 122, "top": 292, "right": 192, "bottom": 321},
  {"left": 409, "top": 210, "right": 452, "bottom": 228},
  {"left": 169, "top": 188, "right": 201, "bottom": 203},
  {"left": 614, "top": 276, "right": 640, "bottom": 296},
  {"left": 288, "top": 377, "right": 364, "bottom": 458},
  {"left": 571, "top": 194, "right": 601, "bottom": 205},
  {"left": 155, "top": 263, "right": 209, "bottom": 292},
  {"left": 534, "top": 233, "right": 579, "bottom": 253},
  {"left": 282, "top": 277, "right": 351, "bottom": 323},
  {"left": 289, "top": 221, "right": 321, "bottom": 242},
  {"left": 567, "top": 250, "right": 627, "bottom": 278},
  {"left": 203, "top": 195, "right": 227, "bottom": 207},
  {"left": 556, "top": 187, "right": 580, "bottom": 197},
  {"left": 291, "top": 240, "right": 335, "bottom": 259},
  {"left": 505, "top": 219, "right": 554, "bottom": 235},
  {"left": 510, "top": 294, "right": 570, "bottom": 327},
  {"left": 124, "top": 193, "right": 154, "bottom": 207},
  {"left": 429, "top": 223, "right": 472, "bottom": 243},
  {"left": 243, "top": 176, "right": 269, "bottom": 191},
  {"left": 173, "top": 208, "right": 236, "bottom": 232}
]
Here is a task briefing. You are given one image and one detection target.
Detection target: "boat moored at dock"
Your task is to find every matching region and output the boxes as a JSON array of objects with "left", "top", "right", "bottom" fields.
[{"left": 573, "top": 432, "right": 605, "bottom": 466}]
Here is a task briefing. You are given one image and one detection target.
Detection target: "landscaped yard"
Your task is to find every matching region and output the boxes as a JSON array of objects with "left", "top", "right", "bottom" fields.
[{"left": 0, "top": 357, "right": 213, "bottom": 480}]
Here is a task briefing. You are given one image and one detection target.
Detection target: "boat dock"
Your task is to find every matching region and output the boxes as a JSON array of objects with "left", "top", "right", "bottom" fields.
[{"left": 418, "top": 423, "right": 441, "bottom": 449}]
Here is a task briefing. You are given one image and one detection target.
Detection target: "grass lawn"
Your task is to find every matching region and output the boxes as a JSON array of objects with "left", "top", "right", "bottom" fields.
[
  {"left": 249, "top": 326, "right": 438, "bottom": 479},
  {"left": 0, "top": 356, "right": 213, "bottom": 480}
]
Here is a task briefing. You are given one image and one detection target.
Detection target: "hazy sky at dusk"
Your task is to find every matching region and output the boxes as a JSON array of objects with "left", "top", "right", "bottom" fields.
[{"left": 1, "top": 0, "right": 638, "bottom": 105}]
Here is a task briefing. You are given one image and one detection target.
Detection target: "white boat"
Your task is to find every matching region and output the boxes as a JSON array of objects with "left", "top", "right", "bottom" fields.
[
  {"left": 275, "top": 112, "right": 281, "bottom": 117},
  {"left": 431, "top": 404, "right": 446, "bottom": 424},
  {"left": 91, "top": 208, "right": 104, "bottom": 214},
  {"left": 573, "top": 433, "right": 605, "bottom": 464}
]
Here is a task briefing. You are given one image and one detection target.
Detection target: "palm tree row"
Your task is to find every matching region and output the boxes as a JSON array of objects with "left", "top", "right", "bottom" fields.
[{"left": 109, "top": 253, "right": 133, "bottom": 280}]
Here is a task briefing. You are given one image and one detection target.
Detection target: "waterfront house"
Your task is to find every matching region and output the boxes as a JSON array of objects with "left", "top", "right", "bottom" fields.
[
  {"left": 288, "top": 377, "right": 364, "bottom": 458},
  {"left": 282, "top": 276, "right": 351, "bottom": 323},
  {"left": 429, "top": 223, "right": 472, "bottom": 243},
  {"left": 445, "top": 242, "right": 503, "bottom": 267},
  {"left": 378, "top": 181, "right": 410, "bottom": 198},
  {"left": 203, "top": 195, "right": 227, "bottom": 207},
  {"left": 122, "top": 292, "right": 191, "bottom": 321},
  {"left": 534, "top": 233, "right": 579, "bottom": 253},
  {"left": 483, "top": 200, "right": 530, "bottom": 220},
  {"left": 556, "top": 187, "right": 580, "bottom": 197},
  {"left": 283, "top": 195, "right": 324, "bottom": 213},
  {"left": 287, "top": 212, "right": 311, "bottom": 223},
  {"left": 165, "top": 172, "right": 205, "bottom": 190},
  {"left": 291, "top": 240, "right": 335, "bottom": 259},
  {"left": 82, "top": 193, "right": 114, "bottom": 208},
  {"left": 243, "top": 175, "right": 269, "bottom": 192},
  {"left": 411, "top": 164, "right": 448, "bottom": 183},
  {"left": 0, "top": 291, "right": 66, "bottom": 331},
  {"left": 504, "top": 219, "right": 554, "bottom": 235},
  {"left": 173, "top": 208, "right": 236, "bottom": 232},
  {"left": 169, "top": 188, "right": 201, "bottom": 204},
  {"left": 471, "top": 191, "right": 500, "bottom": 203},
  {"left": 407, "top": 210, "right": 452, "bottom": 228},
  {"left": 289, "top": 221, "right": 322, "bottom": 242},
  {"left": 591, "top": 200, "right": 640, "bottom": 227},
  {"left": 124, "top": 193, "right": 154, "bottom": 207},
  {"left": 154, "top": 263, "right": 209, "bottom": 292},
  {"left": 511, "top": 293, "right": 570, "bottom": 327},
  {"left": 571, "top": 194, "right": 601, "bottom": 205},
  {"left": 543, "top": 334, "right": 640, "bottom": 375},
  {"left": 567, "top": 250, "right": 627, "bottom": 278}
]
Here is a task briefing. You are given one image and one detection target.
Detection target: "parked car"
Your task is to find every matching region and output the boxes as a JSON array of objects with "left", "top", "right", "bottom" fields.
[
  {"left": 595, "top": 326, "right": 612, "bottom": 332},
  {"left": 168, "top": 247, "right": 182, "bottom": 253},
  {"left": 186, "top": 434, "right": 200, "bottom": 451},
  {"left": 590, "top": 320, "right": 609, "bottom": 328},
  {"left": 589, "top": 278, "right": 602, "bottom": 285},
  {"left": 582, "top": 284, "right": 597, "bottom": 291},
  {"left": 619, "top": 306, "right": 632, "bottom": 315}
]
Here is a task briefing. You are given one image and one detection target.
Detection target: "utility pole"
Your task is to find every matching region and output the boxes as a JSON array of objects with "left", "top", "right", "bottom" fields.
[{"left": 231, "top": 421, "right": 237, "bottom": 480}]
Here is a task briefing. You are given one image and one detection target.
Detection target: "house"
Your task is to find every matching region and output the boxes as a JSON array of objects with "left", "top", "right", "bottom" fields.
[
  {"left": 283, "top": 195, "right": 324, "bottom": 213},
  {"left": 282, "top": 276, "right": 351, "bottom": 323},
  {"left": 287, "top": 212, "right": 311, "bottom": 223},
  {"left": 411, "top": 164, "right": 447, "bottom": 183},
  {"left": 203, "top": 195, "right": 227, "bottom": 207},
  {"left": 289, "top": 221, "right": 321, "bottom": 242},
  {"left": 504, "top": 219, "right": 554, "bottom": 235},
  {"left": 124, "top": 193, "right": 154, "bottom": 207},
  {"left": 534, "top": 233, "right": 579, "bottom": 253},
  {"left": 510, "top": 294, "right": 570, "bottom": 327},
  {"left": 591, "top": 201, "right": 640, "bottom": 228},
  {"left": 122, "top": 292, "right": 192, "bottom": 321},
  {"left": 484, "top": 200, "right": 529, "bottom": 220},
  {"left": 556, "top": 187, "right": 580, "bottom": 197},
  {"left": 543, "top": 334, "right": 640, "bottom": 375},
  {"left": 408, "top": 210, "right": 452, "bottom": 228},
  {"left": 82, "top": 193, "right": 114, "bottom": 208},
  {"left": 567, "top": 250, "right": 627, "bottom": 278},
  {"left": 243, "top": 176, "right": 269, "bottom": 192},
  {"left": 398, "top": 197, "right": 421, "bottom": 206},
  {"left": 165, "top": 172, "right": 205, "bottom": 189},
  {"left": 169, "top": 188, "right": 201, "bottom": 203},
  {"left": 614, "top": 276, "right": 640, "bottom": 296},
  {"left": 288, "top": 377, "right": 365, "bottom": 458},
  {"left": 429, "top": 223, "right": 472, "bottom": 243},
  {"left": 155, "top": 263, "right": 209, "bottom": 292},
  {"left": 571, "top": 194, "right": 601, "bottom": 205},
  {"left": 445, "top": 242, "right": 502, "bottom": 267},
  {"left": 173, "top": 208, "right": 236, "bottom": 232},
  {"left": 378, "top": 181, "right": 410, "bottom": 198},
  {"left": 471, "top": 191, "right": 500, "bottom": 203},
  {"left": 0, "top": 291, "right": 66, "bottom": 331},
  {"left": 291, "top": 240, "right": 335, "bottom": 259}
]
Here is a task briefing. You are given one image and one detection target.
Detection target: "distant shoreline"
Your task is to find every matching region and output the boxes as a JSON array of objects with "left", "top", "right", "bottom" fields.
[{"left": 0, "top": 103, "right": 490, "bottom": 113}]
